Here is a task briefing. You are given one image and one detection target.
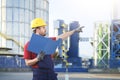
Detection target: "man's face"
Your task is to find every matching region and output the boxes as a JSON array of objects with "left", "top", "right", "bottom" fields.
[{"left": 38, "top": 27, "right": 46, "bottom": 36}]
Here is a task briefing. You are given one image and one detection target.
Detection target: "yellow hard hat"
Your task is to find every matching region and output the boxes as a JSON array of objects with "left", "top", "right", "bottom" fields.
[{"left": 31, "top": 18, "right": 47, "bottom": 29}]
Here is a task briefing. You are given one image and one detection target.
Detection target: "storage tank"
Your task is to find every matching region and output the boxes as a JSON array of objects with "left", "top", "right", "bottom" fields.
[{"left": 0, "top": 0, "right": 49, "bottom": 54}]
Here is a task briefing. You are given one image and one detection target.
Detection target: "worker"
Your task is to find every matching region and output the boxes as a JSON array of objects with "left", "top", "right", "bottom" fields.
[{"left": 24, "top": 18, "right": 83, "bottom": 80}]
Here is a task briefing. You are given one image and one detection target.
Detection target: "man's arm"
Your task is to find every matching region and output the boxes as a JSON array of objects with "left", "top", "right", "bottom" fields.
[
  {"left": 56, "top": 26, "right": 84, "bottom": 40},
  {"left": 56, "top": 30, "right": 75, "bottom": 40},
  {"left": 25, "top": 52, "right": 45, "bottom": 66},
  {"left": 25, "top": 58, "right": 38, "bottom": 66}
]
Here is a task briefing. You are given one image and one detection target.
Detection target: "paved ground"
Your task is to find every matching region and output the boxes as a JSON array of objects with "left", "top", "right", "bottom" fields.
[{"left": 0, "top": 72, "right": 120, "bottom": 80}]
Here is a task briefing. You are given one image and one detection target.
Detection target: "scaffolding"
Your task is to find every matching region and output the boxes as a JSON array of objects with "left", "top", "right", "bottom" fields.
[{"left": 93, "top": 22, "right": 110, "bottom": 68}]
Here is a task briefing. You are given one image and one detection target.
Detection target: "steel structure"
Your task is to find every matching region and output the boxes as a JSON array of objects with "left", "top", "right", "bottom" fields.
[
  {"left": 54, "top": 20, "right": 69, "bottom": 67},
  {"left": 93, "top": 22, "right": 110, "bottom": 68},
  {"left": 54, "top": 20, "right": 68, "bottom": 58},
  {"left": 110, "top": 20, "right": 120, "bottom": 68},
  {"left": 53, "top": 20, "right": 88, "bottom": 72}
]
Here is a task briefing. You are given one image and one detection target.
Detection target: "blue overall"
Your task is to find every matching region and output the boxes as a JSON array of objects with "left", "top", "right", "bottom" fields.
[{"left": 32, "top": 55, "right": 58, "bottom": 80}]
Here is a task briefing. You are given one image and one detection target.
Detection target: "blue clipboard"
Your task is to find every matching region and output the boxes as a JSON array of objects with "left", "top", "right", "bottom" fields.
[{"left": 27, "top": 33, "right": 62, "bottom": 55}]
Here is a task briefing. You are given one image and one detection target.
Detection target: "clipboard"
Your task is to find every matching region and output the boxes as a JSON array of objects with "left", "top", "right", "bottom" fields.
[{"left": 27, "top": 33, "right": 62, "bottom": 55}]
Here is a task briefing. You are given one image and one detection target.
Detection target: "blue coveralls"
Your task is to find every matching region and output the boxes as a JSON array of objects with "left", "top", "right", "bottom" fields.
[{"left": 32, "top": 55, "right": 58, "bottom": 80}]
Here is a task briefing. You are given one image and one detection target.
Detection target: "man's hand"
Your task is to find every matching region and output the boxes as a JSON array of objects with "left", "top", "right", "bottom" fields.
[
  {"left": 75, "top": 26, "right": 85, "bottom": 32},
  {"left": 37, "top": 51, "right": 45, "bottom": 61}
]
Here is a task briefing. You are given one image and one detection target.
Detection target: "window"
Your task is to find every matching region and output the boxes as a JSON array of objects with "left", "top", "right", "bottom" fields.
[
  {"left": 36, "top": 0, "right": 40, "bottom": 9},
  {"left": 13, "top": 0, "right": 19, "bottom": 7},
  {"left": 25, "top": 0, "right": 29, "bottom": 9},
  {"left": 40, "top": 0, "right": 43, "bottom": 9},
  {"left": 43, "top": 0, "right": 47, "bottom": 10},
  {"left": 43, "top": 11, "right": 46, "bottom": 21},
  {"left": 6, "top": 0, "right": 13, "bottom": 7},
  {"left": 6, "top": 22, "right": 12, "bottom": 35},
  {"left": 6, "top": 8, "right": 12, "bottom": 21},
  {"left": 25, "top": 10, "right": 29, "bottom": 23},
  {"left": 40, "top": 10, "right": 44, "bottom": 18},
  {"left": 46, "top": 12, "right": 49, "bottom": 21},
  {"left": 13, "top": 8, "right": 19, "bottom": 22},
  {"left": 35, "top": 9, "right": 40, "bottom": 18},
  {"left": 24, "top": 24, "right": 29, "bottom": 37},
  {"left": 19, "top": 23, "right": 25, "bottom": 37},
  {"left": 19, "top": 9, "right": 24, "bottom": 22},
  {"left": 46, "top": 1, "right": 49, "bottom": 11},
  {"left": 30, "top": 0, "right": 34, "bottom": 11},
  {"left": 30, "top": 11, "right": 34, "bottom": 22},
  {"left": 13, "top": 22, "right": 19, "bottom": 35},
  {"left": 20, "top": 0, "right": 24, "bottom": 8}
]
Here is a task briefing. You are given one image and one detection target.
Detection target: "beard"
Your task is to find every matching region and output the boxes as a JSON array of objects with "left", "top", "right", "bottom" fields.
[
  {"left": 43, "top": 33, "right": 46, "bottom": 36},
  {"left": 39, "top": 33, "right": 46, "bottom": 36}
]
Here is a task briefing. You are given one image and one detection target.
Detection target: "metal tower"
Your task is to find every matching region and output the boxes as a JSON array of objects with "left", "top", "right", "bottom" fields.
[
  {"left": 93, "top": 22, "right": 110, "bottom": 68},
  {"left": 67, "top": 21, "right": 82, "bottom": 69},
  {"left": 54, "top": 20, "right": 68, "bottom": 58}
]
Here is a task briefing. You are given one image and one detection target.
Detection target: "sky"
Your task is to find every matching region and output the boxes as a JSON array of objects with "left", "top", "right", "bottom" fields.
[{"left": 49, "top": 0, "right": 119, "bottom": 58}]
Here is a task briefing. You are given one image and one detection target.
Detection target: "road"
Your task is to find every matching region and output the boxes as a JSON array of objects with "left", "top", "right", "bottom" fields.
[{"left": 0, "top": 72, "right": 120, "bottom": 80}]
